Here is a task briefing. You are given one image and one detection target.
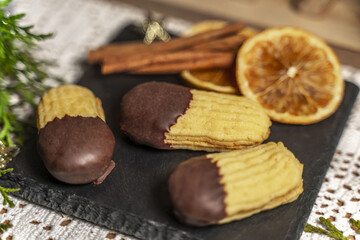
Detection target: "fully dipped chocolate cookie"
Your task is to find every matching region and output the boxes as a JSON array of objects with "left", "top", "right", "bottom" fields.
[
  {"left": 119, "top": 82, "right": 271, "bottom": 151},
  {"left": 168, "top": 142, "right": 303, "bottom": 226},
  {"left": 37, "top": 85, "right": 115, "bottom": 184}
]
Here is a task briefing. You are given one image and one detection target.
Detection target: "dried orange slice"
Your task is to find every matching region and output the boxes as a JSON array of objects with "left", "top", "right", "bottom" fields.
[
  {"left": 236, "top": 27, "right": 344, "bottom": 124},
  {"left": 181, "top": 20, "right": 258, "bottom": 94}
]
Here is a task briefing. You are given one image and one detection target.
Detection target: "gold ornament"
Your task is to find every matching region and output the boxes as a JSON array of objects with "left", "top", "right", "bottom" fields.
[
  {"left": 0, "top": 141, "right": 18, "bottom": 169},
  {"left": 142, "top": 12, "right": 171, "bottom": 44}
]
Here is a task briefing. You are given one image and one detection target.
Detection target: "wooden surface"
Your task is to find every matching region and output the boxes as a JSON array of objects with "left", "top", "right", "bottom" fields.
[{"left": 120, "top": 0, "right": 360, "bottom": 68}]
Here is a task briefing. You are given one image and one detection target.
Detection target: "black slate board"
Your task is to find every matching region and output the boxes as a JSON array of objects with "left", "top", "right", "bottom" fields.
[{"left": 1, "top": 25, "right": 359, "bottom": 240}]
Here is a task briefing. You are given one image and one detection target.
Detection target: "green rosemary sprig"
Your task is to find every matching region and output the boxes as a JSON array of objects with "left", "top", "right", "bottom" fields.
[
  {"left": 0, "top": 0, "right": 59, "bottom": 147},
  {"left": 0, "top": 220, "right": 12, "bottom": 240},
  {"left": 350, "top": 218, "right": 360, "bottom": 234},
  {"left": 304, "top": 222, "right": 329, "bottom": 235},
  {"left": 305, "top": 217, "right": 360, "bottom": 239},
  {"left": 304, "top": 217, "right": 348, "bottom": 240},
  {"left": 0, "top": 168, "right": 19, "bottom": 207}
]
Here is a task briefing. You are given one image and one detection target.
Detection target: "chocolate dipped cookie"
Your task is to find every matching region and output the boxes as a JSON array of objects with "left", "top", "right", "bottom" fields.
[
  {"left": 37, "top": 85, "right": 115, "bottom": 184},
  {"left": 119, "top": 82, "right": 271, "bottom": 151},
  {"left": 168, "top": 142, "right": 303, "bottom": 226}
]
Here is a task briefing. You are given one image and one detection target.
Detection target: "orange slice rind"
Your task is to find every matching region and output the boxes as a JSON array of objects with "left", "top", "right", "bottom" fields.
[
  {"left": 236, "top": 27, "right": 344, "bottom": 124},
  {"left": 181, "top": 20, "right": 258, "bottom": 94}
]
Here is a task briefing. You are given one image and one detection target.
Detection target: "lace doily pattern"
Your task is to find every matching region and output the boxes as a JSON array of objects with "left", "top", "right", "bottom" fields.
[
  {"left": 302, "top": 65, "right": 360, "bottom": 240},
  {"left": 0, "top": 0, "right": 358, "bottom": 239}
]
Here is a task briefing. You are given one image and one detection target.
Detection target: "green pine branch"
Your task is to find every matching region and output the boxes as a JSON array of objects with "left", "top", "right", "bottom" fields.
[
  {"left": 0, "top": 0, "right": 62, "bottom": 147},
  {"left": 0, "top": 1, "right": 57, "bottom": 238},
  {"left": 0, "top": 168, "right": 19, "bottom": 208}
]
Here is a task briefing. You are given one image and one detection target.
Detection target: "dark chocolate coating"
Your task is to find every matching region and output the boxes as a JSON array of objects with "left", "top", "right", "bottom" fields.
[
  {"left": 168, "top": 156, "right": 227, "bottom": 226},
  {"left": 38, "top": 116, "right": 115, "bottom": 184},
  {"left": 119, "top": 81, "right": 192, "bottom": 149}
]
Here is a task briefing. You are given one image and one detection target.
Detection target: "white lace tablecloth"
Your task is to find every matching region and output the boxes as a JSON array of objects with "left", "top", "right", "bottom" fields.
[{"left": 1, "top": 0, "right": 359, "bottom": 239}]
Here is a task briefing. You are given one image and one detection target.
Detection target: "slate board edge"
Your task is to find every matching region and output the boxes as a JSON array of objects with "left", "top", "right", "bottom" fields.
[
  {"left": 284, "top": 82, "right": 359, "bottom": 240},
  {"left": 1, "top": 82, "right": 358, "bottom": 240},
  {"left": 0, "top": 172, "right": 199, "bottom": 240}
]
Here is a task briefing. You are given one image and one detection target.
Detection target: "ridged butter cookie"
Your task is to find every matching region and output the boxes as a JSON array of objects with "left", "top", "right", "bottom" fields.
[
  {"left": 119, "top": 82, "right": 271, "bottom": 151},
  {"left": 168, "top": 142, "right": 303, "bottom": 226},
  {"left": 37, "top": 85, "right": 115, "bottom": 184}
]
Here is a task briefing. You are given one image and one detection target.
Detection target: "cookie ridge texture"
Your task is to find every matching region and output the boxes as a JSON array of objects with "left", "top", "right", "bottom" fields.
[
  {"left": 168, "top": 142, "right": 304, "bottom": 226},
  {"left": 119, "top": 81, "right": 271, "bottom": 151},
  {"left": 37, "top": 84, "right": 105, "bottom": 130},
  {"left": 37, "top": 85, "right": 115, "bottom": 184}
]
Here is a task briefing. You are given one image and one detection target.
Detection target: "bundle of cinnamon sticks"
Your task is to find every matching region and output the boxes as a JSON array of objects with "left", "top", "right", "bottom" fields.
[{"left": 88, "top": 22, "right": 246, "bottom": 74}]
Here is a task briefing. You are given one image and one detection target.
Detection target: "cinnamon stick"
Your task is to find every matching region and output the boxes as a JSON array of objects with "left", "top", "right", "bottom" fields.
[
  {"left": 129, "top": 53, "right": 235, "bottom": 74},
  {"left": 89, "top": 22, "right": 245, "bottom": 63},
  {"left": 193, "top": 34, "right": 246, "bottom": 51},
  {"left": 102, "top": 50, "right": 235, "bottom": 74},
  {"left": 88, "top": 41, "right": 155, "bottom": 64}
]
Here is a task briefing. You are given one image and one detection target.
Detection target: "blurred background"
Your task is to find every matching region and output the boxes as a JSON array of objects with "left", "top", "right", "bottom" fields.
[{"left": 120, "top": 0, "right": 360, "bottom": 67}]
